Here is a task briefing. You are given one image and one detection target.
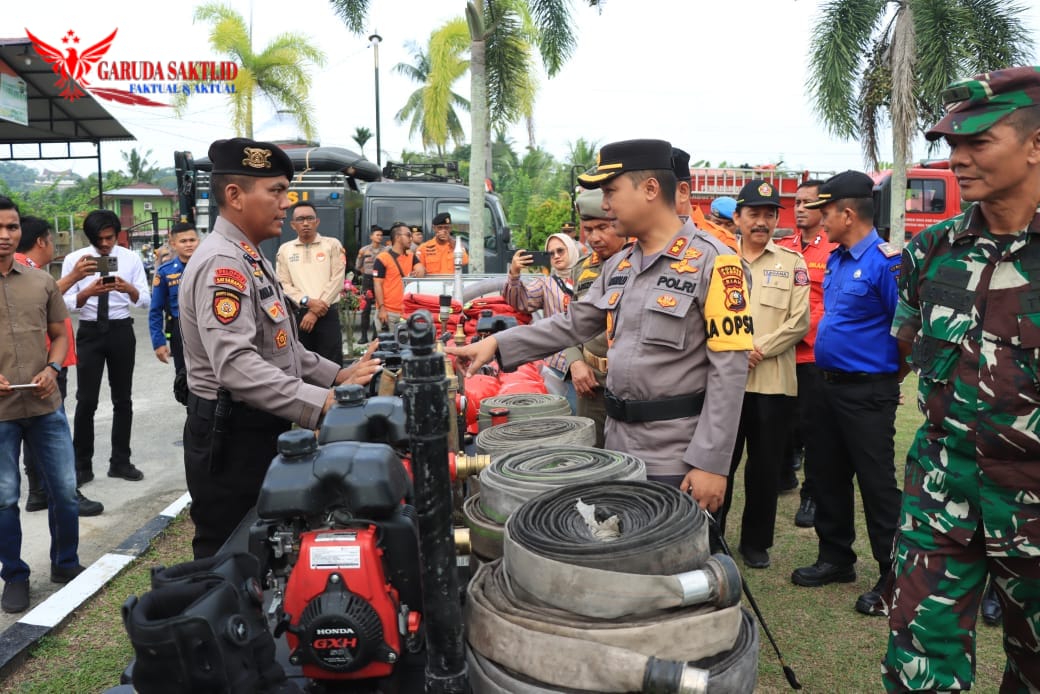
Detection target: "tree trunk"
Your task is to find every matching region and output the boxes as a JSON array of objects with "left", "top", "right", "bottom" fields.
[
  {"left": 466, "top": 1, "right": 487, "bottom": 272},
  {"left": 887, "top": 2, "right": 915, "bottom": 251},
  {"left": 889, "top": 138, "right": 909, "bottom": 249}
]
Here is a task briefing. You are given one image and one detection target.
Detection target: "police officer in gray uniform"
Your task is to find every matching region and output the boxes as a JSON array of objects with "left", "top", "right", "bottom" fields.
[
  {"left": 449, "top": 140, "right": 751, "bottom": 511},
  {"left": 178, "top": 138, "right": 379, "bottom": 558}
]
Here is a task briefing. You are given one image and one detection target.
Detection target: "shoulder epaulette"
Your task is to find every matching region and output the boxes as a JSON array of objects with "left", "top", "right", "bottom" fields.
[{"left": 877, "top": 242, "right": 900, "bottom": 258}]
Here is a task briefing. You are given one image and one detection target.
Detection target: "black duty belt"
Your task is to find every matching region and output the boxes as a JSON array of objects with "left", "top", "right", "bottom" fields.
[
  {"left": 820, "top": 370, "right": 897, "bottom": 384},
  {"left": 604, "top": 388, "right": 704, "bottom": 423},
  {"left": 186, "top": 392, "right": 285, "bottom": 428}
]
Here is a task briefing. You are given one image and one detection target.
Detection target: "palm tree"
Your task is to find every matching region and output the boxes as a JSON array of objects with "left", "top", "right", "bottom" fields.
[
  {"left": 121, "top": 148, "right": 159, "bottom": 184},
  {"left": 394, "top": 34, "right": 471, "bottom": 157},
  {"left": 352, "top": 126, "right": 373, "bottom": 156},
  {"left": 175, "top": 3, "right": 327, "bottom": 140},
  {"left": 330, "top": 0, "right": 598, "bottom": 270},
  {"left": 808, "top": 0, "right": 1030, "bottom": 249}
]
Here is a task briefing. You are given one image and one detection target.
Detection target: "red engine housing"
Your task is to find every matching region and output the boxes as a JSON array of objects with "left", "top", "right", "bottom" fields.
[{"left": 283, "top": 527, "right": 402, "bottom": 680}]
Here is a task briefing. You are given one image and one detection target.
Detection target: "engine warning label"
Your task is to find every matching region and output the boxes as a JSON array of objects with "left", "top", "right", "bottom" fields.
[{"left": 310, "top": 545, "right": 361, "bottom": 570}]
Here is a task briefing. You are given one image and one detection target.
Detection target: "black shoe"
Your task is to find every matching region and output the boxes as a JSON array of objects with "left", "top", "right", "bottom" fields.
[
  {"left": 77, "top": 489, "right": 104, "bottom": 517},
  {"left": 791, "top": 448, "right": 804, "bottom": 471},
  {"left": 778, "top": 469, "right": 799, "bottom": 493},
  {"left": 108, "top": 463, "right": 144, "bottom": 481},
  {"left": 738, "top": 544, "right": 770, "bottom": 569},
  {"left": 795, "top": 497, "right": 816, "bottom": 528},
  {"left": 855, "top": 575, "right": 890, "bottom": 617},
  {"left": 25, "top": 490, "right": 48, "bottom": 512},
  {"left": 51, "top": 563, "right": 86, "bottom": 584},
  {"left": 981, "top": 583, "right": 1002, "bottom": 626},
  {"left": 2, "top": 581, "right": 29, "bottom": 613},
  {"left": 792, "top": 560, "right": 856, "bottom": 587},
  {"left": 77, "top": 470, "right": 94, "bottom": 486}
]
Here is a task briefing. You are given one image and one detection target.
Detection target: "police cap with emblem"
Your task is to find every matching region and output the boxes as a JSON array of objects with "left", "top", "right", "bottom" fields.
[
  {"left": 208, "top": 137, "right": 293, "bottom": 180},
  {"left": 926, "top": 65, "right": 1040, "bottom": 141},
  {"left": 433, "top": 212, "right": 452, "bottom": 226},
  {"left": 736, "top": 179, "right": 782, "bottom": 209},
  {"left": 803, "top": 170, "right": 875, "bottom": 209},
  {"left": 577, "top": 139, "right": 674, "bottom": 188}
]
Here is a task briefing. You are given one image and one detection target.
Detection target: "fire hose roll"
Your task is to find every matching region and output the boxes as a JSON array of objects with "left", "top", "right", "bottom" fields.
[
  {"left": 503, "top": 481, "right": 738, "bottom": 619},
  {"left": 475, "top": 417, "right": 597, "bottom": 460},
  {"left": 464, "top": 494, "right": 506, "bottom": 560},
  {"left": 466, "top": 562, "right": 757, "bottom": 693},
  {"left": 477, "top": 394, "right": 571, "bottom": 431},
  {"left": 478, "top": 445, "right": 646, "bottom": 524}
]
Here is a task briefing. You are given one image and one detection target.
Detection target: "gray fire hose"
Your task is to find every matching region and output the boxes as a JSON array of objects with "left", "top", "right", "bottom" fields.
[
  {"left": 475, "top": 417, "right": 596, "bottom": 459},
  {"left": 466, "top": 560, "right": 758, "bottom": 693},
  {"left": 463, "top": 494, "right": 505, "bottom": 560},
  {"left": 477, "top": 394, "right": 571, "bottom": 431},
  {"left": 502, "top": 481, "right": 736, "bottom": 619},
  {"left": 478, "top": 445, "right": 646, "bottom": 522}
]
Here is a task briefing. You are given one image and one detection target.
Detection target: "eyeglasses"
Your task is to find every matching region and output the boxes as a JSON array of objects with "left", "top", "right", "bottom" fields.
[
  {"left": 292, "top": 215, "right": 317, "bottom": 223},
  {"left": 548, "top": 248, "right": 567, "bottom": 257}
]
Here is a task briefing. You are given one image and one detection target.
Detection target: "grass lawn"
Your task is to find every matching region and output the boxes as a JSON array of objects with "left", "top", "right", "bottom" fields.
[{"left": 4, "top": 374, "right": 1009, "bottom": 692}]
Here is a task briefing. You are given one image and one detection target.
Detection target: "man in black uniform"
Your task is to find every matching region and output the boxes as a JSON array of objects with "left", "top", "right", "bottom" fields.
[{"left": 178, "top": 138, "right": 380, "bottom": 558}]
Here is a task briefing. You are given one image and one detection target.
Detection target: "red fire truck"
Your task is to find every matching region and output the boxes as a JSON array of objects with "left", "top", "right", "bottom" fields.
[{"left": 686, "top": 163, "right": 961, "bottom": 240}]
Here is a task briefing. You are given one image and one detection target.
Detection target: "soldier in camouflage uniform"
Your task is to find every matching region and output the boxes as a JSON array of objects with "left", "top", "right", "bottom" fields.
[
  {"left": 561, "top": 188, "right": 630, "bottom": 448},
  {"left": 884, "top": 66, "right": 1040, "bottom": 692}
]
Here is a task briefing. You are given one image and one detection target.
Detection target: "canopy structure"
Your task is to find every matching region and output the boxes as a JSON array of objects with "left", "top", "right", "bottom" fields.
[{"left": 0, "top": 37, "right": 135, "bottom": 200}]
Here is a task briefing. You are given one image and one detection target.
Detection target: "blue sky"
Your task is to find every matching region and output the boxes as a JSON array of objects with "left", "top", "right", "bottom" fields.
[{"left": 7, "top": 0, "right": 1040, "bottom": 176}]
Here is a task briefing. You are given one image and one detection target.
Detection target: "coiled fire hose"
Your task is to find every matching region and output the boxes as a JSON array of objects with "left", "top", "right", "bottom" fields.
[
  {"left": 463, "top": 446, "right": 647, "bottom": 559},
  {"left": 477, "top": 393, "right": 571, "bottom": 431},
  {"left": 475, "top": 417, "right": 596, "bottom": 460}
]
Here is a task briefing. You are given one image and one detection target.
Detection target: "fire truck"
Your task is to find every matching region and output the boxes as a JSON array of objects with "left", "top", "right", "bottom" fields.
[{"left": 687, "top": 163, "right": 961, "bottom": 240}]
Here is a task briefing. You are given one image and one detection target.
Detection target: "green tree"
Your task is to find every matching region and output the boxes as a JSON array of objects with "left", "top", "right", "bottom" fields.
[
  {"left": 808, "top": 0, "right": 1031, "bottom": 248},
  {"left": 176, "top": 3, "right": 327, "bottom": 140},
  {"left": 0, "top": 162, "right": 41, "bottom": 193},
  {"left": 522, "top": 192, "right": 572, "bottom": 250},
  {"left": 329, "top": 0, "right": 600, "bottom": 270},
  {"left": 352, "top": 126, "right": 373, "bottom": 156},
  {"left": 121, "top": 147, "right": 159, "bottom": 184}
]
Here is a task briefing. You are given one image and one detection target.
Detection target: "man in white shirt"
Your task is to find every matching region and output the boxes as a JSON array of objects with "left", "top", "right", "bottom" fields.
[{"left": 61, "top": 210, "right": 150, "bottom": 485}]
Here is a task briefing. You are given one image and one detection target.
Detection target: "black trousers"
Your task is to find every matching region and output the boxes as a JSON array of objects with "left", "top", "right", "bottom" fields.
[
  {"left": 791, "top": 363, "right": 824, "bottom": 501},
  {"left": 168, "top": 317, "right": 185, "bottom": 374},
  {"left": 183, "top": 398, "right": 290, "bottom": 559},
  {"left": 719, "top": 393, "right": 794, "bottom": 551},
  {"left": 297, "top": 306, "right": 343, "bottom": 366},
  {"left": 74, "top": 319, "right": 135, "bottom": 478},
  {"left": 358, "top": 274, "right": 375, "bottom": 340},
  {"left": 813, "top": 375, "right": 901, "bottom": 572}
]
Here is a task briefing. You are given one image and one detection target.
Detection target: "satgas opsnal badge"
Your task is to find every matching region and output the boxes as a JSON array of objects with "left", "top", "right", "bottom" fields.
[{"left": 25, "top": 27, "right": 238, "bottom": 107}]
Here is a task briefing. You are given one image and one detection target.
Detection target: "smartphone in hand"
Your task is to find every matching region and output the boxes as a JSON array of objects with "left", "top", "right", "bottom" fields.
[{"left": 528, "top": 250, "right": 552, "bottom": 266}]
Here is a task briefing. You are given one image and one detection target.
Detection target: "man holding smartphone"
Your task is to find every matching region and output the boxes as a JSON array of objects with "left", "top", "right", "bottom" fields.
[
  {"left": 62, "top": 210, "right": 151, "bottom": 486},
  {"left": 0, "top": 196, "right": 84, "bottom": 614}
]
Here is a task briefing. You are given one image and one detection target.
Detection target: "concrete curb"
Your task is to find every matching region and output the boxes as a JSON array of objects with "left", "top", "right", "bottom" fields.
[{"left": 0, "top": 492, "right": 192, "bottom": 675}]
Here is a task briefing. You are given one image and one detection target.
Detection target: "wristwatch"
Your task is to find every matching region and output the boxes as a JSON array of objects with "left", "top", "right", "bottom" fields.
[
  {"left": 300, "top": 296, "right": 309, "bottom": 308},
  {"left": 47, "top": 362, "right": 61, "bottom": 374}
]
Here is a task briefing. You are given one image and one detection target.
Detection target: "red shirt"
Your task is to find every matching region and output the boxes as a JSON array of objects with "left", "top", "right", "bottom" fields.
[
  {"left": 774, "top": 230, "right": 838, "bottom": 364},
  {"left": 15, "top": 253, "right": 77, "bottom": 367}
]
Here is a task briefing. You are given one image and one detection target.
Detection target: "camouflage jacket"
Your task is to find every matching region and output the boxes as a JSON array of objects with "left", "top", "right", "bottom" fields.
[{"left": 892, "top": 204, "right": 1040, "bottom": 556}]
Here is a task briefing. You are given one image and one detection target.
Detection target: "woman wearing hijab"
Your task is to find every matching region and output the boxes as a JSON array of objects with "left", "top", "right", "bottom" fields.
[{"left": 503, "top": 232, "right": 582, "bottom": 412}]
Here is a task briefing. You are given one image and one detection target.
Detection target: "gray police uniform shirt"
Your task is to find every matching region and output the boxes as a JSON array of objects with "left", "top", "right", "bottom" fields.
[
  {"left": 496, "top": 222, "right": 751, "bottom": 478},
  {"left": 179, "top": 216, "right": 340, "bottom": 429}
]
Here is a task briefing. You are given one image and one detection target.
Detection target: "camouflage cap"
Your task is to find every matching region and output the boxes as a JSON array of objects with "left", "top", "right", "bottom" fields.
[
  {"left": 925, "top": 65, "right": 1040, "bottom": 141},
  {"left": 574, "top": 188, "right": 609, "bottom": 219}
]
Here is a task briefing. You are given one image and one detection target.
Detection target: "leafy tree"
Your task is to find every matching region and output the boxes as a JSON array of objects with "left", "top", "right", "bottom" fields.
[
  {"left": 522, "top": 192, "right": 572, "bottom": 250},
  {"left": 0, "top": 162, "right": 42, "bottom": 193},
  {"left": 352, "top": 126, "right": 373, "bottom": 156},
  {"left": 808, "top": 0, "right": 1031, "bottom": 248},
  {"left": 329, "top": 0, "right": 600, "bottom": 270},
  {"left": 121, "top": 147, "right": 160, "bottom": 184},
  {"left": 176, "top": 3, "right": 327, "bottom": 140}
]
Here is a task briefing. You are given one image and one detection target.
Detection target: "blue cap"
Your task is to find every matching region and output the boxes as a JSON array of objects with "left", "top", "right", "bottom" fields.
[{"left": 710, "top": 196, "right": 737, "bottom": 220}]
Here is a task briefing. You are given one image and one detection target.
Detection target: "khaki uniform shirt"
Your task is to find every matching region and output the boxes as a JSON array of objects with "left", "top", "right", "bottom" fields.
[
  {"left": 496, "top": 222, "right": 752, "bottom": 477},
  {"left": 565, "top": 251, "right": 613, "bottom": 384},
  {"left": 0, "top": 263, "right": 67, "bottom": 420},
  {"left": 275, "top": 234, "right": 346, "bottom": 307},
  {"left": 740, "top": 239, "right": 811, "bottom": 396},
  {"left": 179, "top": 217, "right": 340, "bottom": 429}
]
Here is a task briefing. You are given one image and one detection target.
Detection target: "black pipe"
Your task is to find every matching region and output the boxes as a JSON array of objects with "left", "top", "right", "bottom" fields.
[{"left": 401, "top": 310, "right": 468, "bottom": 692}]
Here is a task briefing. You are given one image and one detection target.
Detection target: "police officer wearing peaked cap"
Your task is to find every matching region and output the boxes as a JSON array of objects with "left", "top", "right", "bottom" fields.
[
  {"left": 178, "top": 137, "right": 380, "bottom": 558},
  {"left": 790, "top": 170, "right": 903, "bottom": 617},
  {"left": 447, "top": 138, "right": 753, "bottom": 513}
]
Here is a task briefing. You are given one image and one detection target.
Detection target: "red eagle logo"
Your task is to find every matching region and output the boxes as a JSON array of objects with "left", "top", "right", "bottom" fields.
[{"left": 25, "top": 28, "right": 117, "bottom": 100}]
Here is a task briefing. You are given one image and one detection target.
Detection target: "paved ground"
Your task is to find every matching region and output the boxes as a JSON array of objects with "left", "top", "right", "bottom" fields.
[{"left": 1, "top": 307, "right": 189, "bottom": 631}]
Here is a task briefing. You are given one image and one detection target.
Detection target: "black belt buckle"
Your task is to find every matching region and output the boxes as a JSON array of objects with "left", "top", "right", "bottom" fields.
[{"left": 604, "top": 389, "right": 626, "bottom": 420}]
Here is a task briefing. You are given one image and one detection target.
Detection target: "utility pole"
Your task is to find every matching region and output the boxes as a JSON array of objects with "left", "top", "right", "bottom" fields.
[{"left": 369, "top": 32, "right": 382, "bottom": 167}]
